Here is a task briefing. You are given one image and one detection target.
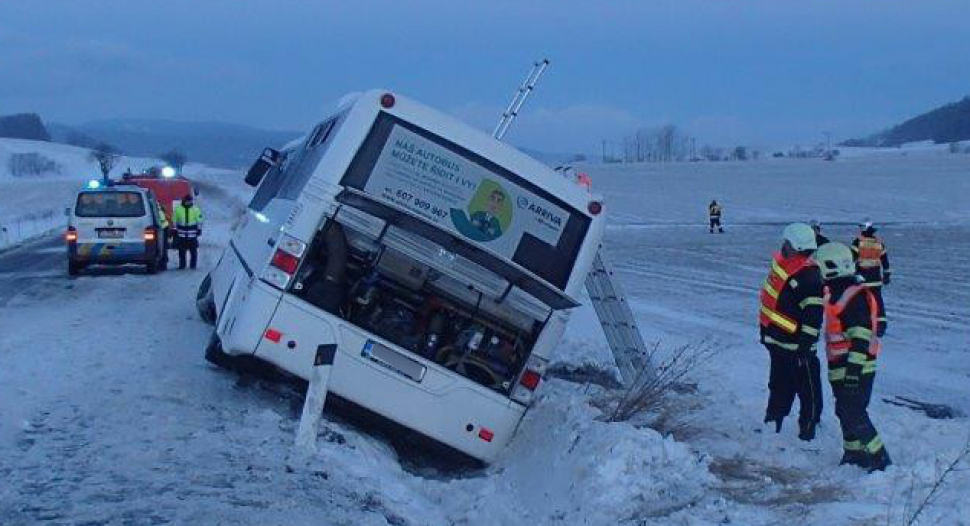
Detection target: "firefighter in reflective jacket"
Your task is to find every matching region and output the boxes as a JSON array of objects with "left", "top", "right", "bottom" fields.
[
  {"left": 815, "top": 242, "right": 891, "bottom": 472},
  {"left": 759, "top": 223, "right": 824, "bottom": 440},
  {"left": 173, "top": 194, "right": 203, "bottom": 270},
  {"left": 851, "top": 221, "right": 890, "bottom": 335},
  {"left": 708, "top": 200, "right": 724, "bottom": 233}
]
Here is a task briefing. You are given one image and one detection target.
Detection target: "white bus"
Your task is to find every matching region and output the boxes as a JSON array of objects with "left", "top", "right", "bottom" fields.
[{"left": 199, "top": 90, "right": 606, "bottom": 462}]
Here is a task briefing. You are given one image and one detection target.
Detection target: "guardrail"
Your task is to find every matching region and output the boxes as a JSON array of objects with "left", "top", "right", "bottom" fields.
[{"left": 0, "top": 210, "right": 64, "bottom": 251}]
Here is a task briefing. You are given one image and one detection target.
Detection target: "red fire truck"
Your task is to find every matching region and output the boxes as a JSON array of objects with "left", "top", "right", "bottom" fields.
[{"left": 121, "top": 168, "right": 197, "bottom": 248}]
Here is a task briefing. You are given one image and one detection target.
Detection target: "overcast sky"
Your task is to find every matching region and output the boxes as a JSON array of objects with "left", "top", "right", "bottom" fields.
[{"left": 1, "top": 0, "right": 968, "bottom": 153}]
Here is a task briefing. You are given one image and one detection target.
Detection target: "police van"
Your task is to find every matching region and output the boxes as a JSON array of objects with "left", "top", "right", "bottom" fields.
[
  {"left": 66, "top": 182, "right": 168, "bottom": 275},
  {"left": 199, "top": 90, "right": 606, "bottom": 462}
]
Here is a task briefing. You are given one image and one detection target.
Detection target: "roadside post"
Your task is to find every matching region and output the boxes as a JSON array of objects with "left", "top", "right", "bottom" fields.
[{"left": 294, "top": 344, "right": 338, "bottom": 455}]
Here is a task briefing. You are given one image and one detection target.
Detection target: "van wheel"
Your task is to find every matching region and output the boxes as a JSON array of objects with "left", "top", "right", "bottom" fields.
[
  {"left": 196, "top": 274, "right": 217, "bottom": 324},
  {"left": 68, "top": 261, "right": 81, "bottom": 276},
  {"left": 146, "top": 260, "right": 158, "bottom": 274},
  {"left": 204, "top": 333, "right": 233, "bottom": 370}
]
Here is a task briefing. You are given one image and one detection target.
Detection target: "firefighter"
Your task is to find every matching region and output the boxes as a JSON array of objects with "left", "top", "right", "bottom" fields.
[
  {"left": 173, "top": 193, "right": 203, "bottom": 270},
  {"left": 809, "top": 220, "right": 829, "bottom": 246},
  {"left": 851, "top": 221, "right": 890, "bottom": 336},
  {"left": 815, "top": 242, "right": 891, "bottom": 471},
  {"left": 758, "top": 223, "right": 824, "bottom": 440},
  {"left": 709, "top": 200, "right": 724, "bottom": 233}
]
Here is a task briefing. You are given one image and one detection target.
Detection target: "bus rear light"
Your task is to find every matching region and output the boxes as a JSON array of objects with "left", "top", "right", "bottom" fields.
[
  {"left": 511, "top": 355, "right": 548, "bottom": 406},
  {"left": 478, "top": 428, "right": 494, "bottom": 442},
  {"left": 519, "top": 369, "right": 541, "bottom": 391},
  {"left": 262, "top": 234, "right": 307, "bottom": 289},
  {"left": 65, "top": 227, "right": 77, "bottom": 243},
  {"left": 588, "top": 201, "right": 603, "bottom": 215},
  {"left": 380, "top": 93, "right": 396, "bottom": 108},
  {"left": 264, "top": 328, "right": 282, "bottom": 343},
  {"left": 144, "top": 227, "right": 157, "bottom": 242},
  {"left": 270, "top": 249, "right": 300, "bottom": 275}
]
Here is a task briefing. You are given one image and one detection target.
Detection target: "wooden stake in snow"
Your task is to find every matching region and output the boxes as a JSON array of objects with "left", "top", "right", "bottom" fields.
[{"left": 294, "top": 344, "right": 337, "bottom": 455}]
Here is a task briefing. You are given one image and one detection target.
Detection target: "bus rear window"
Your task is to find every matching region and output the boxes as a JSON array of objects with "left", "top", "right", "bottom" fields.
[
  {"left": 75, "top": 192, "right": 146, "bottom": 218},
  {"left": 341, "top": 113, "right": 590, "bottom": 290}
]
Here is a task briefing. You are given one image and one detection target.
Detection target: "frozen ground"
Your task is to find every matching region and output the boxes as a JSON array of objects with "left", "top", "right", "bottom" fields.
[{"left": 1, "top": 152, "right": 968, "bottom": 525}]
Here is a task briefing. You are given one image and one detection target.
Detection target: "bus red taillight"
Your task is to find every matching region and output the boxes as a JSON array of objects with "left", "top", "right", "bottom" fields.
[
  {"left": 65, "top": 227, "right": 78, "bottom": 243},
  {"left": 271, "top": 250, "right": 300, "bottom": 275},
  {"left": 478, "top": 428, "right": 494, "bottom": 442},
  {"left": 519, "top": 369, "right": 542, "bottom": 391}
]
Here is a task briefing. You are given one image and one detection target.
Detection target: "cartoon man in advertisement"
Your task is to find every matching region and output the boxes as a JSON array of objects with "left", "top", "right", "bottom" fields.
[{"left": 450, "top": 179, "right": 512, "bottom": 243}]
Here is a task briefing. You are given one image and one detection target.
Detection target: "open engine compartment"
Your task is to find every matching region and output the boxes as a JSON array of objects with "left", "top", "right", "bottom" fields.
[{"left": 291, "top": 211, "right": 550, "bottom": 395}]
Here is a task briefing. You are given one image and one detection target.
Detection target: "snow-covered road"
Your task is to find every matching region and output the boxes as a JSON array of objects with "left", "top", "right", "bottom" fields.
[{"left": 2, "top": 154, "right": 969, "bottom": 525}]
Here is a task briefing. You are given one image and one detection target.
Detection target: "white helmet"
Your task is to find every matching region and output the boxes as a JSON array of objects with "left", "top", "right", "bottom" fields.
[
  {"left": 860, "top": 218, "right": 874, "bottom": 231},
  {"left": 815, "top": 242, "right": 855, "bottom": 279},
  {"left": 782, "top": 223, "right": 817, "bottom": 252}
]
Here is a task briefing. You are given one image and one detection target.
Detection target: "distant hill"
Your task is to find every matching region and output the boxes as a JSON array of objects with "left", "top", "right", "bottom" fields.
[
  {"left": 0, "top": 113, "right": 51, "bottom": 142},
  {"left": 844, "top": 96, "right": 970, "bottom": 147},
  {"left": 51, "top": 119, "right": 301, "bottom": 169}
]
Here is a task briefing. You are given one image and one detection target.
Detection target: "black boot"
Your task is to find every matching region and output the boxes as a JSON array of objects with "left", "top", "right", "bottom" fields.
[
  {"left": 866, "top": 448, "right": 892, "bottom": 473},
  {"left": 840, "top": 450, "right": 866, "bottom": 467},
  {"left": 764, "top": 414, "right": 784, "bottom": 433},
  {"left": 798, "top": 420, "right": 817, "bottom": 441}
]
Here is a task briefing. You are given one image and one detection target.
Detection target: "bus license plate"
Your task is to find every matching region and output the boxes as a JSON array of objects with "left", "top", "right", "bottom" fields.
[{"left": 361, "top": 340, "right": 426, "bottom": 382}]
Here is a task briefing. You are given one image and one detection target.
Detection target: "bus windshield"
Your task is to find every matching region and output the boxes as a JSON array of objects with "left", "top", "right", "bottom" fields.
[{"left": 341, "top": 113, "right": 590, "bottom": 291}]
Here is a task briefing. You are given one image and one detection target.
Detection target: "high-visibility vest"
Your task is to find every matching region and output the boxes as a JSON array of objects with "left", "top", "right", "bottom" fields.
[
  {"left": 173, "top": 202, "right": 202, "bottom": 229},
  {"left": 759, "top": 252, "right": 813, "bottom": 334},
  {"left": 823, "top": 284, "right": 881, "bottom": 362},
  {"left": 856, "top": 236, "right": 885, "bottom": 269},
  {"left": 709, "top": 205, "right": 722, "bottom": 218}
]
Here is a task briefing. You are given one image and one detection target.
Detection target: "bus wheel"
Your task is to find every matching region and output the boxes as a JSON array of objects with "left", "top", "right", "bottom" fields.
[
  {"left": 204, "top": 333, "right": 233, "bottom": 370},
  {"left": 68, "top": 261, "right": 81, "bottom": 276},
  {"left": 196, "top": 274, "right": 217, "bottom": 324}
]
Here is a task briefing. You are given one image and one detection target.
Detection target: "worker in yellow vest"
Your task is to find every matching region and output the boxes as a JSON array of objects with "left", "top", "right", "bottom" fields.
[{"left": 173, "top": 194, "right": 203, "bottom": 270}]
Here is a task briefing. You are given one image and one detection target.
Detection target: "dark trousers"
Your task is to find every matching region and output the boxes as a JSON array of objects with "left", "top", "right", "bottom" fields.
[
  {"left": 832, "top": 374, "right": 886, "bottom": 462},
  {"left": 176, "top": 237, "right": 199, "bottom": 269},
  {"left": 870, "top": 286, "right": 887, "bottom": 336},
  {"left": 765, "top": 344, "right": 823, "bottom": 425},
  {"left": 709, "top": 217, "right": 723, "bottom": 232}
]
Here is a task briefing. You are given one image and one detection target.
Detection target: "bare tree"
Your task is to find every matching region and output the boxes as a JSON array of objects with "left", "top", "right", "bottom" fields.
[
  {"left": 159, "top": 149, "right": 188, "bottom": 173},
  {"left": 89, "top": 143, "right": 119, "bottom": 180}
]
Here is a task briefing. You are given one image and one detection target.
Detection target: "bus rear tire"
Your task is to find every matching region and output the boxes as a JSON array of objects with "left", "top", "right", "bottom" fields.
[
  {"left": 68, "top": 261, "right": 81, "bottom": 276},
  {"left": 196, "top": 274, "right": 217, "bottom": 324},
  {"left": 146, "top": 260, "right": 158, "bottom": 274},
  {"left": 204, "top": 333, "right": 233, "bottom": 370}
]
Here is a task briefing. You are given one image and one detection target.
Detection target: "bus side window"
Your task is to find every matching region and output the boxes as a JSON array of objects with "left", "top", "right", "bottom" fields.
[{"left": 248, "top": 152, "right": 289, "bottom": 211}]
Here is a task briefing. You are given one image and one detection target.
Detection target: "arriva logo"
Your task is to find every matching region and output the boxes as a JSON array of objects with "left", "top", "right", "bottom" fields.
[{"left": 516, "top": 196, "right": 529, "bottom": 209}]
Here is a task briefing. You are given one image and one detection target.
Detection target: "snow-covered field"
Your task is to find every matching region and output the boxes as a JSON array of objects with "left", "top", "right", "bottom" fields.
[
  {"left": 0, "top": 138, "right": 236, "bottom": 250},
  {"left": 1, "top": 151, "right": 968, "bottom": 525}
]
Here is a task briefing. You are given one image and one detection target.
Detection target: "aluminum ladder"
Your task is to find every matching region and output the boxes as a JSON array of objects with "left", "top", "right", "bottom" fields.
[
  {"left": 584, "top": 247, "right": 656, "bottom": 386},
  {"left": 493, "top": 59, "right": 654, "bottom": 387}
]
